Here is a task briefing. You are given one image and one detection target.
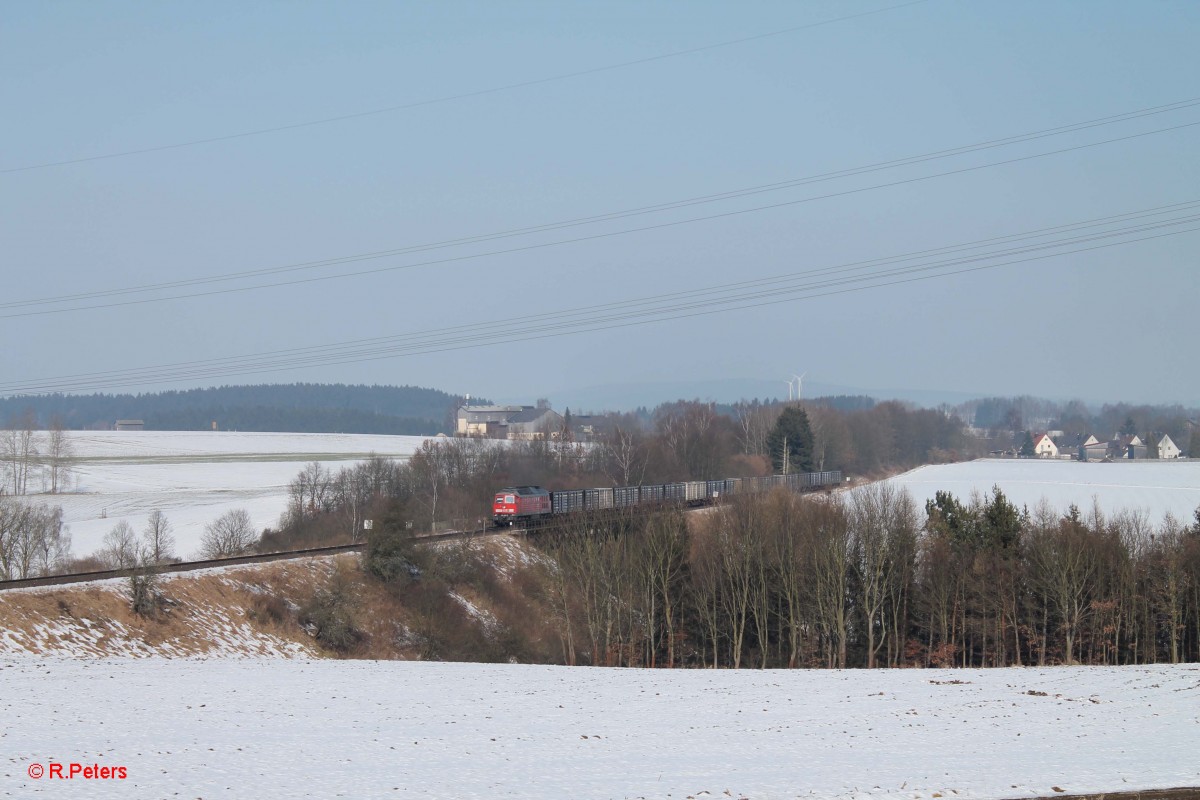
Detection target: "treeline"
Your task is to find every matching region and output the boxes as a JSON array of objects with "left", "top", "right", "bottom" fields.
[
  {"left": 538, "top": 489, "right": 1200, "bottom": 669},
  {"left": 262, "top": 399, "right": 974, "bottom": 550},
  {"left": 0, "top": 383, "right": 473, "bottom": 434},
  {"left": 643, "top": 398, "right": 975, "bottom": 479}
]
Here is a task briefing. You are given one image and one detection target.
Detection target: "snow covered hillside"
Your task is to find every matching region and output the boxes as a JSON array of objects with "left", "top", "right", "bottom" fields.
[
  {"left": 3, "top": 658, "right": 1197, "bottom": 799},
  {"left": 32, "top": 430, "right": 433, "bottom": 558},
  {"left": 0, "top": 555, "right": 342, "bottom": 658},
  {"left": 879, "top": 459, "right": 1200, "bottom": 522}
]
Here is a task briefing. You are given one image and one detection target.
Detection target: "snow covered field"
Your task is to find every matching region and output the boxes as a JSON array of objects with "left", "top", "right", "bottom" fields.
[
  {"left": 34, "top": 431, "right": 433, "bottom": 559},
  {"left": 880, "top": 459, "right": 1200, "bottom": 523},
  {"left": 3, "top": 658, "right": 1197, "bottom": 799}
]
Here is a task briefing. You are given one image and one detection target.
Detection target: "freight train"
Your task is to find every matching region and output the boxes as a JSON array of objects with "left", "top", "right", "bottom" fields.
[{"left": 492, "top": 470, "right": 843, "bottom": 527}]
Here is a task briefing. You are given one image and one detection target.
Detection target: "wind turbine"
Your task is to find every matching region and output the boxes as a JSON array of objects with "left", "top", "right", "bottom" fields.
[
  {"left": 791, "top": 372, "right": 807, "bottom": 402},
  {"left": 784, "top": 381, "right": 794, "bottom": 402}
]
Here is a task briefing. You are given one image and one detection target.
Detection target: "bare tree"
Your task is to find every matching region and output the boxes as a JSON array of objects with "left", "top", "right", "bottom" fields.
[
  {"left": 0, "top": 497, "right": 69, "bottom": 579},
  {"left": 1026, "top": 508, "right": 1099, "bottom": 664},
  {"left": 603, "top": 425, "right": 649, "bottom": 487},
  {"left": 637, "top": 511, "right": 687, "bottom": 667},
  {"left": 100, "top": 520, "right": 141, "bottom": 569},
  {"left": 731, "top": 401, "right": 777, "bottom": 457},
  {"left": 0, "top": 496, "right": 27, "bottom": 579},
  {"left": 142, "top": 509, "right": 176, "bottom": 565},
  {"left": 199, "top": 508, "right": 256, "bottom": 559},
  {"left": 2, "top": 412, "right": 39, "bottom": 496},
  {"left": 289, "top": 461, "right": 333, "bottom": 519},
  {"left": 31, "top": 505, "right": 71, "bottom": 577},
  {"left": 809, "top": 498, "right": 852, "bottom": 668},
  {"left": 688, "top": 519, "right": 726, "bottom": 668},
  {"left": 850, "top": 483, "right": 916, "bottom": 668},
  {"left": 44, "top": 416, "right": 73, "bottom": 494},
  {"left": 766, "top": 492, "right": 812, "bottom": 668},
  {"left": 408, "top": 440, "right": 450, "bottom": 529}
]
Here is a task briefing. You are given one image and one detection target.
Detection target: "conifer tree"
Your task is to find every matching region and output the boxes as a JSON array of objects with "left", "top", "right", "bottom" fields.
[{"left": 766, "top": 406, "right": 815, "bottom": 474}]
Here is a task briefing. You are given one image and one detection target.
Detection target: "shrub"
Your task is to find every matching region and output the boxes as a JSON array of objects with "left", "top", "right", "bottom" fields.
[
  {"left": 129, "top": 573, "right": 164, "bottom": 618},
  {"left": 364, "top": 504, "right": 419, "bottom": 585},
  {"left": 300, "top": 568, "right": 363, "bottom": 653},
  {"left": 247, "top": 594, "right": 292, "bottom": 625}
]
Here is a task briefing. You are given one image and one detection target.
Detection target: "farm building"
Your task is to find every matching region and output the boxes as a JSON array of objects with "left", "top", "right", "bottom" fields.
[
  {"left": 504, "top": 407, "right": 564, "bottom": 441},
  {"left": 455, "top": 405, "right": 528, "bottom": 437},
  {"left": 455, "top": 404, "right": 567, "bottom": 440}
]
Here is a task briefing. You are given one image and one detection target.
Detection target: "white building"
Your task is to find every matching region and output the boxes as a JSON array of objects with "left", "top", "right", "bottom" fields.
[
  {"left": 455, "top": 405, "right": 528, "bottom": 437},
  {"left": 1032, "top": 433, "right": 1058, "bottom": 458},
  {"left": 1156, "top": 434, "right": 1182, "bottom": 459}
]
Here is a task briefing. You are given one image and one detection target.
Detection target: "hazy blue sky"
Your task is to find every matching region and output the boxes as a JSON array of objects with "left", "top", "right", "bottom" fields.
[{"left": 2, "top": 1, "right": 1197, "bottom": 409}]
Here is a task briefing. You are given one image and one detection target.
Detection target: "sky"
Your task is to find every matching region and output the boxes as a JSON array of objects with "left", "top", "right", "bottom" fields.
[{"left": 2, "top": 1, "right": 1197, "bottom": 410}]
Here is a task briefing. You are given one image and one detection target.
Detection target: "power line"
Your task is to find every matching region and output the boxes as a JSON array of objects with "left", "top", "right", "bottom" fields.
[
  {"left": 4, "top": 203, "right": 1195, "bottom": 395},
  {"left": 4, "top": 95, "right": 1196, "bottom": 314},
  {"left": 3, "top": 117, "right": 1197, "bottom": 322},
  {"left": 28, "top": 200, "right": 1194, "bottom": 388},
  {"left": 1, "top": 1, "right": 928, "bottom": 175}
]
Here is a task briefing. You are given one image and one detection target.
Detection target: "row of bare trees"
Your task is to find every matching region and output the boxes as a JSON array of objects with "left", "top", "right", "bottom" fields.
[
  {"left": 2, "top": 416, "right": 74, "bottom": 495},
  {"left": 94, "top": 508, "right": 258, "bottom": 568},
  {"left": 0, "top": 495, "right": 71, "bottom": 579},
  {"left": 539, "top": 488, "right": 1200, "bottom": 668}
]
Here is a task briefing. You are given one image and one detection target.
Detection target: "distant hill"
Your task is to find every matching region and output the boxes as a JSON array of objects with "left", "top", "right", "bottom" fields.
[
  {"left": 540, "top": 377, "right": 989, "bottom": 412},
  {"left": 0, "top": 383, "right": 481, "bottom": 434}
]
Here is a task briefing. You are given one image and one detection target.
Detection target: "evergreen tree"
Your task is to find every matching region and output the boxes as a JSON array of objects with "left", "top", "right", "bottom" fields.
[
  {"left": 1120, "top": 415, "right": 1137, "bottom": 436},
  {"left": 1019, "top": 431, "right": 1036, "bottom": 457},
  {"left": 766, "top": 406, "right": 815, "bottom": 474},
  {"left": 925, "top": 490, "right": 976, "bottom": 544},
  {"left": 364, "top": 501, "right": 417, "bottom": 585},
  {"left": 980, "top": 485, "right": 1022, "bottom": 550}
]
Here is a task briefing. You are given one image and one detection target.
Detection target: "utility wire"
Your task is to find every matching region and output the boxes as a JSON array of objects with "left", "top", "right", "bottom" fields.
[
  {"left": 1, "top": 1, "right": 928, "bottom": 174},
  {"left": 10, "top": 202, "right": 1198, "bottom": 384},
  {"left": 5, "top": 205, "right": 1195, "bottom": 395},
  {"left": 20, "top": 200, "right": 1195, "bottom": 387},
  {"left": 4, "top": 95, "right": 1197, "bottom": 314},
  {"left": 2, "top": 117, "right": 1195, "bottom": 322}
]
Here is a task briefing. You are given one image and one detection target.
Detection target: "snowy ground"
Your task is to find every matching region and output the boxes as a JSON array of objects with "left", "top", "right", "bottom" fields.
[
  {"left": 2, "top": 658, "right": 1197, "bottom": 799},
  {"left": 27, "top": 431, "right": 433, "bottom": 559},
  {"left": 879, "top": 459, "right": 1200, "bottom": 523}
]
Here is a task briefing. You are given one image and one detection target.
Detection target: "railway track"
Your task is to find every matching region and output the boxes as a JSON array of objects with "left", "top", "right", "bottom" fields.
[
  {"left": 2, "top": 475, "right": 840, "bottom": 593},
  {"left": 0, "top": 526, "right": 503, "bottom": 592},
  {"left": 0, "top": 509, "right": 658, "bottom": 593}
]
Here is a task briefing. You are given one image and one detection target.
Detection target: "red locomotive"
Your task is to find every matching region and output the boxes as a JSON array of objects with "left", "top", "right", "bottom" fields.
[{"left": 492, "top": 486, "right": 552, "bottom": 526}]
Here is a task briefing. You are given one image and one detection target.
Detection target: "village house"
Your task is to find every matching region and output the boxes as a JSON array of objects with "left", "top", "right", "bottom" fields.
[
  {"left": 1154, "top": 433, "right": 1182, "bottom": 459},
  {"left": 1032, "top": 433, "right": 1058, "bottom": 458},
  {"left": 1114, "top": 434, "right": 1146, "bottom": 460}
]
